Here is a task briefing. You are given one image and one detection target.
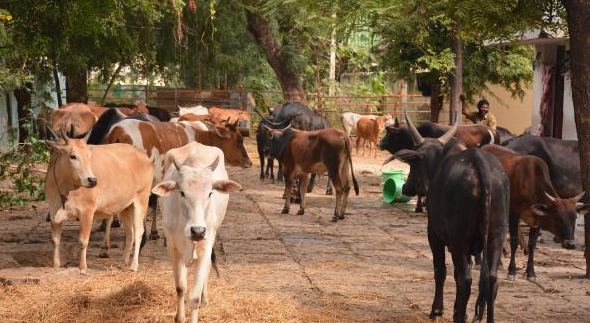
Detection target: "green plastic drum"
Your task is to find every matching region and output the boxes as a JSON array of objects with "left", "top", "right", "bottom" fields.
[{"left": 382, "top": 169, "right": 411, "bottom": 204}]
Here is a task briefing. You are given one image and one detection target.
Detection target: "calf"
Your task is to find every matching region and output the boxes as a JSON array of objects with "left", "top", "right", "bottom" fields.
[
  {"left": 45, "top": 128, "right": 153, "bottom": 273},
  {"left": 394, "top": 113, "right": 508, "bottom": 323},
  {"left": 340, "top": 112, "right": 392, "bottom": 137},
  {"left": 483, "top": 145, "right": 589, "bottom": 281},
  {"left": 268, "top": 126, "right": 359, "bottom": 222},
  {"left": 356, "top": 117, "right": 383, "bottom": 158},
  {"left": 152, "top": 142, "right": 241, "bottom": 323}
]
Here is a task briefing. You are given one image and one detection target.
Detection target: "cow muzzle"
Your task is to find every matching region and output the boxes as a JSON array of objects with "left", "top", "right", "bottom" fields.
[
  {"left": 86, "top": 177, "right": 98, "bottom": 188},
  {"left": 562, "top": 239, "right": 576, "bottom": 250},
  {"left": 190, "top": 226, "right": 206, "bottom": 241}
]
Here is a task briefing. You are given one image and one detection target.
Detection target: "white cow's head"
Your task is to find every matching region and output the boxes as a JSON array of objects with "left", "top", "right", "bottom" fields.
[{"left": 151, "top": 157, "right": 242, "bottom": 241}]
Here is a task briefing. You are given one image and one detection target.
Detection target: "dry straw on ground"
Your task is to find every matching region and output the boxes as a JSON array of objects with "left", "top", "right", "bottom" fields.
[{"left": 0, "top": 268, "right": 353, "bottom": 323}]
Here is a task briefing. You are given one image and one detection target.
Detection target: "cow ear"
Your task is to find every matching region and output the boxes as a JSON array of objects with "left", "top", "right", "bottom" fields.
[
  {"left": 393, "top": 149, "right": 423, "bottom": 163},
  {"left": 531, "top": 204, "right": 549, "bottom": 217},
  {"left": 152, "top": 181, "right": 178, "bottom": 196},
  {"left": 576, "top": 204, "right": 590, "bottom": 215},
  {"left": 386, "top": 126, "right": 401, "bottom": 134},
  {"left": 213, "top": 180, "right": 242, "bottom": 193}
]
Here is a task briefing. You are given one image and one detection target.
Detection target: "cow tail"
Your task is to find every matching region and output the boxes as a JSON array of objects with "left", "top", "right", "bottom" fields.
[
  {"left": 473, "top": 150, "right": 492, "bottom": 322},
  {"left": 343, "top": 137, "right": 359, "bottom": 195}
]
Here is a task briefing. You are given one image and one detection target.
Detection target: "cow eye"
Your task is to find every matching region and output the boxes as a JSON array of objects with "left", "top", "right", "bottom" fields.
[
  {"left": 69, "top": 154, "right": 77, "bottom": 160},
  {"left": 208, "top": 191, "right": 213, "bottom": 198},
  {"left": 180, "top": 191, "right": 185, "bottom": 197}
]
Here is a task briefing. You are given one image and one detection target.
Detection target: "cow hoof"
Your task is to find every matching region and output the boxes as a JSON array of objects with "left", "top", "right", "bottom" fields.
[
  {"left": 414, "top": 207, "right": 423, "bottom": 213},
  {"left": 338, "top": 214, "right": 345, "bottom": 220},
  {"left": 150, "top": 231, "right": 160, "bottom": 240},
  {"left": 99, "top": 251, "right": 110, "bottom": 258},
  {"left": 130, "top": 264, "right": 138, "bottom": 272},
  {"left": 527, "top": 275, "right": 536, "bottom": 282},
  {"left": 429, "top": 308, "right": 443, "bottom": 319},
  {"left": 297, "top": 209, "right": 305, "bottom": 215},
  {"left": 331, "top": 216, "right": 338, "bottom": 222},
  {"left": 45, "top": 212, "right": 51, "bottom": 222},
  {"left": 80, "top": 268, "right": 87, "bottom": 275},
  {"left": 282, "top": 208, "right": 289, "bottom": 214},
  {"left": 112, "top": 220, "right": 121, "bottom": 228},
  {"left": 507, "top": 274, "right": 516, "bottom": 281},
  {"left": 325, "top": 189, "right": 333, "bottom": 196}
]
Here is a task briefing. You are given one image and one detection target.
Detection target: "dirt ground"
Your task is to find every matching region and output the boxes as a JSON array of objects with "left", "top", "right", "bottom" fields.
[{"left": 1, "top": 137, "right": 589, "bottom": 323}]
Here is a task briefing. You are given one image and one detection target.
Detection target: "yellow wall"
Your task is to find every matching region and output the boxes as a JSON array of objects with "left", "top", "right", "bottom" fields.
[{"left": 465, "top": 83, "right": 533, "bottom": 135}]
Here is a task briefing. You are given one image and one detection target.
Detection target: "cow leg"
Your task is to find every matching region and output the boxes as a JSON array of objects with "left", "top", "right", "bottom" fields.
[
  {"left": 277, "top": 163, "right": 283, "bottom": 183},
  {"left": 259, "top": 154, "right": 265, "bottom": 181},
  {"left": 525, "top": 226, "right": 541, "bottom": 281},
  {"left": 120, "top": 208, "right": 135, "bottom": 268},
  {"left": 355, "top": 137, "right": 360, "bottom": 156},
  {"left": 339, "top": 182, "right": 351, "bottom": 220},
  {"left": 170, "top": 247, "right": 187, "bottom": 323},
  {"left": 78, "top": 211, "right": 94, "bottom": 274},
  {"left": 451, "top": 252, "right": 471, "bottom": 323},
  {"left": 297, "top": 174, "right": 310, "bottom": 215},
  {"left": 415, "top": 195, "right": 424, "bottom": 213},
  {"left": 99, "top": 216, "right": 114, "bottom": 258},
  {"left": 149, "top": 194, "right": 160, "bottom": 240},
  {"left": 188, "top": 238, "right": 214, "bottom": 323},
  {"left": 428, "top": 227, "right": 446, "bottom": 319},
  {"left": 507, "top": 213, "right": 519, "bottom": 280},
  {"left": 325, "top": 179, "right": 333, "bottom": 195},
  {"left": 51, "top": 221, "right": 63, "bottom": 268},
  {"left": 518, "top": 225, "right": 528, "bottom": 255},
  {"left": 130, "top": 202, "right": 147, "bottom": 272},
  {"left": 282, "top": 174, "right": 294, "bottom": 214},
  {"left": 307, "top": 174, "right": 315, "bottom": 193},
  {"left": 267, "top": 158, "right": 275, "bottom": 183}
]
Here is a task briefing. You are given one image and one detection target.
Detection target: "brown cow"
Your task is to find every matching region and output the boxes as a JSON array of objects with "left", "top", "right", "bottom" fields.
[
  {"left": 208, "top": 106, "right": 249, "bottom": 124},
  {"left": 267, "top": 126, "right": 359, "bottom": 222},
  {"left": 356, "top": 117, "right": 385, "bottom": 158},
  {"left": 105, "top": 119, "right": 252, "bottom": 238},
  {"left": 45, "top": 128, "right": 153, "bottom": 273},
  {"left": 483, "top": 145, "right": 590, "bottom": 281}
]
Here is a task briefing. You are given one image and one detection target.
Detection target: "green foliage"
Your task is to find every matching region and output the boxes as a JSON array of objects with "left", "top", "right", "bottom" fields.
[{"left": 0, "top": 110, "right": 50, "bottom": 207}]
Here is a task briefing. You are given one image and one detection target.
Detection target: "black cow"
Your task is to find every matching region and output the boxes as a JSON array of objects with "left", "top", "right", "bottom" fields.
[
  {"left": 503, "top": 134, "right": 581, "bottom": 198},
  {"left": 394, "top": 113, "right": 509, "bottom": 323},
  {"left": 379, "top": 118, "right": 495, "bottom": 213},
  {"left": 146, "top": 105, "right": 171, "bottom": 121},
  {"left": 87, "top": 109, "right": 159, "bottom": 145},
  {"left": 256, "top": 111, "right": 278, "bottom": 182}
]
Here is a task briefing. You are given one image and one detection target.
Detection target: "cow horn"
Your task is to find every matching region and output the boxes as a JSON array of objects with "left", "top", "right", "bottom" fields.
[
  {"left": 263, "top": 124, "right": 273, "bottom": 132},
  {"left": 209, "top": 156, "right": 220, "bottom": 171},
  {"left": 573, "top": 191, "right": 586, "bottom": 202},
  {"left": 438, "top": 115, "right": 458, "bottom": 145},
  {"left": 281, "top": 124, "right": 292, "bottom": 132},
  {"left": 172, "top": 156, "right": 183, "bottom": 171},
  {"left": 254, "top": 107, "right": 284, "bottom": 126},
  {"left": 404, "top": 111, "right": 423, "bottom": 146},
  {"left": 60, "top": 125, "right": 70, "bottom": 144},
  {"left": 46, "top": 124, "right": 58, "bottom": 141},
  {"left": 544, "top": 191, "right": 557, "bottom": 202},
  {"left": 393, "top": 116, "right": 400, "bottom": 127}
]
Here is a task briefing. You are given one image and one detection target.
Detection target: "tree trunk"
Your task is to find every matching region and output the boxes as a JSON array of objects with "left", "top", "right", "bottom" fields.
[
  {"left": 429, "top": 82, "right": 443, "bottom": 123},
  {"left": 13, "top": 85, "right": 32, "bottom": 143},
  {"left": 52, "top": 67, "right": 63, "bottom": 107},
  {"left": 564, "top": 0, "right": 590, "bottom": 279},
  {"left": 101, "top": 63, "right": 124, "bottom": 106},
  {"left": 328, "top": 14, "right": 337, "bottom": 97},
  {"left": 449, "top": 35, "right": 463, "bottom": 125},
  {"left": 65, "top": 66, "right": 88, "bottom": 103},
  {"left": 245, "top": 10, "right": 305, "bottom": 102}
]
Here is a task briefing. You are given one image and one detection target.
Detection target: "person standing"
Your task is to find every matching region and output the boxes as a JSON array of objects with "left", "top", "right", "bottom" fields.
[{"left": 461, "top": 96, "right": 497, "bottom": 130}]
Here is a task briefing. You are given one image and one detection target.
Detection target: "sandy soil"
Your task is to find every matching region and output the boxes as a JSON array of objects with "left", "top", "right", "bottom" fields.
[{"left": 0, "top": 137, "right": 589, "bottom": 323}]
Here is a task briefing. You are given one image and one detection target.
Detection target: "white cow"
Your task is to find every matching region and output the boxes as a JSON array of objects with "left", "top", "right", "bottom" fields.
[
  {"left": 178, "top": 105, "right": 209, "bottom": 117},
  {"left": 152, "top": 142, "right": 242, "bottom": 323},
  {"left": 340, "top": 111, "right": 393, "bottom": 136}
]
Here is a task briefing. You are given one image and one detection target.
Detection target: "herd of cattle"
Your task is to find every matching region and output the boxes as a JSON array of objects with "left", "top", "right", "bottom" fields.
[{"left": 37, "top": 100, "right": 588, "bottom": 323}]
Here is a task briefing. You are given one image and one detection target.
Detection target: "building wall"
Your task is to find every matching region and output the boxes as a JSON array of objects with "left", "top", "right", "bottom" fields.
[
  {"left": 481, "top": 83, "right": 533, "bottom": 134},
  {"left": 530, "top": 43, "right": 577, "bottom": 140}
]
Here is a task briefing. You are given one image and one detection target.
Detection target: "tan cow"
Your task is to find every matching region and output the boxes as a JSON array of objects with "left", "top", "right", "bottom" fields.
[
  {"left": 51, "top": 103, "right": 98, "bottom": 138},
  {"left": 208, "top": 106, "right": 249, "bottom": 125},
  {"left": 45, "top": 128, "right": 153, "bottom": 273},
  {"left": 356, "top": 117, "right": 386, "bottom": 158}
]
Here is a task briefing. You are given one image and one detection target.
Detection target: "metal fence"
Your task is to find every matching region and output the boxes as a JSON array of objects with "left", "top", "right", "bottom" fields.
[{"left": 88, "top": 86, "right": 445, "bottom": 133}]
